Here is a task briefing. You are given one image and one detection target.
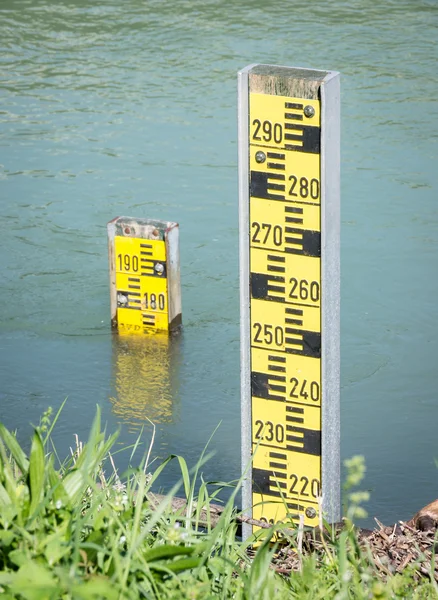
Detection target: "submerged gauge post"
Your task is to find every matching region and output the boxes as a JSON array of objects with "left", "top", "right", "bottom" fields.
[
  {"left": 107, "top": 216, "right": 182, "bottom": 334},
  {"left": 238, "top": 64, "right": 340, "bottom": 539}
]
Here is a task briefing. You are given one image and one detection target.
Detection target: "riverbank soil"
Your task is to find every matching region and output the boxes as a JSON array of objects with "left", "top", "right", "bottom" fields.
[{"left": 269, "top": 520, "right": 438, "bottom": 582}]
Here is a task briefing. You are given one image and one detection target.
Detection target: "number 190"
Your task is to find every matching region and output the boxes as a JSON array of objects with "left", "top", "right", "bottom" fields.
[{"left": 117, "top": 253, "right": 139, "bottom": 272}]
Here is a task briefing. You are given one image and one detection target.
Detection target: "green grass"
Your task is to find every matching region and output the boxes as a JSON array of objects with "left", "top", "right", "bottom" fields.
[{"left": 0, "top": 406, "right": 436, "bottom": 599}]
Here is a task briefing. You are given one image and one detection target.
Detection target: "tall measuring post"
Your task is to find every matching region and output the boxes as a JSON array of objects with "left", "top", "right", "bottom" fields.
[{"left": 238, "top": 64, "right": 340, "bottom": 537}]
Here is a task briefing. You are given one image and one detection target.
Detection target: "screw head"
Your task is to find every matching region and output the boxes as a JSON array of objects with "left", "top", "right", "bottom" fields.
[
  {"left": 117, "top": 293, "right": 128, "bottom": 306},
  {"left": 304, "top": 105, "right": 315, "bottom": 118},
  {"left": 255, "top": 151, "right": 266, "bottom": 164},
  {"left": 154, "top": 263, "right": 164, "bottom": 274},
  {"left": 305, "top": 507, "right": 317, "bottom": 519}
]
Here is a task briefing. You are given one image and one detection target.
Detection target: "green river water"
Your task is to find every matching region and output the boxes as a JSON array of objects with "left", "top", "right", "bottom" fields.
[{"left": 1, "top": 0, "right": 437, "bottom": 526}]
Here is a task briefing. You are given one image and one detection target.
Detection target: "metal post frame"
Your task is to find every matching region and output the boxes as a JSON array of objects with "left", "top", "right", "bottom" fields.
[{"left": 238, "top": 65, "right": 340, "bottom": 539}]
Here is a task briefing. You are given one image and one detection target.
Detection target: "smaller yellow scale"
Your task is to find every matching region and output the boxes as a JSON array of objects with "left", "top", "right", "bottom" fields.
[
  {"left": 107, "top": 217, "right": 181, "bottom": 334},
  {"left": 115, "top": 235, "right": 169, "bottom": 332}
]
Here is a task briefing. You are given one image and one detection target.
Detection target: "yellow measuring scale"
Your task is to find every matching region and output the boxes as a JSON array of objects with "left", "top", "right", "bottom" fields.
[
  {"left": 107, "top": 217, "right": 181, "bottom": 334},
  {"left": 238, "top": 65, "right": 340, "bottom": 536}
]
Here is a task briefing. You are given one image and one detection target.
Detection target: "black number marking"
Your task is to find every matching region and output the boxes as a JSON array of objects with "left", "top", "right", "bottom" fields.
[
  {"left": 275, "top": 424, "right": 284, "bottom": 443},
  {"left": 265, "top": 420, "right": 274, "bottom": 441},
  {"left": 144, "top": 292, "right": 166, "bottom": 311},
  {"left": 251, "top": 221, "right": 261, "bottom": 243},
  {"left": 290, "top": 378, "right": 320, "bottom": 402},
  {"left": 117, "top": 253, "right": 139, "bottom": 272},
  {"left": 251, "top": 222, "right": 283, "bottom": 247},
  {"left": 310, "top": 381, "right": 320, "bottom": 402},
  {"left": 288, "top": 175, "right": 320, "bottom": 200},
  {"left": 288, "top": 175, "right": 298, "bottom": 197},
  {"left": 273, "top": 225, "right": 282, "bottom": 246},
  {"left": 300, "top": 380, "right": 308, "bottom": 399},
  {"left": 274, "top": 123, "right": 282, "bottom": 144},
  {"left": 289, "top": 278, "right": 298, "bottom": 299},
  {"left": 252, "top": 119, "right": 283, "bottom": 143},
  {"left": 253, "top": 322, "right": 262, "bottom": 343},
  {"left": 289, "top": 278, "right": 320, "bottom": 303},
  {"left": 310, "top": 281, "right": 320, "bottom": 302},
  {"left": 311, "top": 479, "right": 321, "bottom": 498},
  {"left": 259, "top": 516, "right": 285, "bottom": 539},
  {"left": 274, "top": 326, "right": 284, "bottom": 346},
  {"left": 252, "top": 119, "right": 262, "bottom": 140},
  {"left": 290, "top": 377, "right": 299, "bottom": 398},
  {"left": 262, "top": 120, "right": 272, "bottom": 142},
  {"left": 310, "top": 178, "right": 319, "bottom": 200},
  {"left": 253, "top": 323, "right": 284, "bottom": 347},
  {"left": 255, "top": 419, "right": 264, "bottom": 440},
  {"left": 262, "top": 223, "right": 271, "bottom": 243},
  {"left": 289, "top": 475, "right": 321, "bottom": 498},
  {"left": 254, "top": 420, "right": 285, "bottom": 444},
  {"left": 299, "top": 177, "right": 308, "bottom": 198},
  {"left": 289, "top": 474, "right": 298, "bottom": 494}
]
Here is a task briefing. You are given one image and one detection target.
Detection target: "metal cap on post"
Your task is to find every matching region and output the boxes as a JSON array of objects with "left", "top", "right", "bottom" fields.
[
  {"left": 238, "top": 64, "right": 340, "bottom": 539},
  {"left": 107, "top": 217, "right": 182, "bottom": 335}
]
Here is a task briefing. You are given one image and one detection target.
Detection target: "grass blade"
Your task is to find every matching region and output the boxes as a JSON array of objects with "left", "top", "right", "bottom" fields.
[
  {"left": 143, "top": 544, "right": 194, "bottom": 562},
  {"left": 0, "top": 423, "right": 29, "bottom": 475},
  {"left": 42, "top": 397, "right": 67, "bottom": 446},
  {"left": 176, "top": 455, "right": 191, "bottom": 500},
  {"left": 62, "top": 469, "right": 86, "bottom": 505},
  {"left": 28, "top": 430, "right": 45, "bottom": 517}
]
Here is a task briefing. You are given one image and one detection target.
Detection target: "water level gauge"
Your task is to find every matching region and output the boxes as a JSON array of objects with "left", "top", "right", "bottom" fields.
[{"left": 238, "top": 64, "right": 340, "bottom": 538}]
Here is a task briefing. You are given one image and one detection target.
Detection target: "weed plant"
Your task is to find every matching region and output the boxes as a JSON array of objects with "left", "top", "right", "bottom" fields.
[{"left": 0, "top": 405, "right": 436, "bottom": 599}]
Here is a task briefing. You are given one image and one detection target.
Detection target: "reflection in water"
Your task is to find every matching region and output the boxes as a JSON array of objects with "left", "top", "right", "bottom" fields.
[{"left": 110, "top": 333, "right": 181, "bottom": 429}]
